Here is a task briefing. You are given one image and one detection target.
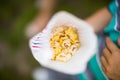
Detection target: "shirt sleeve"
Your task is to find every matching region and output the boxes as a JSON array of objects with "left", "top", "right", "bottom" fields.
[{"left": 108, "top": 0, "right": 118, "bottom": 16}]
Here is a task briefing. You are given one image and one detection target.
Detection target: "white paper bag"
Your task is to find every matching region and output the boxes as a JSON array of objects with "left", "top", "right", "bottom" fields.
[{"left": 29, "top": 11, "right": 97, "bottom": 75}]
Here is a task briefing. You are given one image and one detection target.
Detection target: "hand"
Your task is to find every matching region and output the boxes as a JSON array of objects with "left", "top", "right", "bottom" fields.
[
  {"left": 101, "top": 37, "right": 120, "bottom": 80},
  {"left": 25, "top": 0, "right": 59, "bottom": 38}
]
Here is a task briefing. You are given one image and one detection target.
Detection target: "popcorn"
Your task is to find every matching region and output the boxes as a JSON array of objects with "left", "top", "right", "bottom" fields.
[
  {"left": 50, "top": 26, "right": 80, "bottom": 62},
  {"left": 29, "top": 11, "right": 97, "bottom": 74}
]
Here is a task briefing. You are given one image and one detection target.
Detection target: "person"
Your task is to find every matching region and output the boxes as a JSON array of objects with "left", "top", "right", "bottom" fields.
[
  {"left": 25, "top": 0, "right": 59, "bottom": 38},
  {"left": 26, "top": 0, "right": 120, "bottom": 80},
  {"left": 86, "top": 0, "right": 120, "bottom": 79}
]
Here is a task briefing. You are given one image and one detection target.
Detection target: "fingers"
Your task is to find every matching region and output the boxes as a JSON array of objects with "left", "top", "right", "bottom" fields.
[
  {"left": 101, "top": 56, "right": 108, "bottom": 70},
  {"left": 103, "top": 48, "right": 111, "bottom": 63},
  {"left": 118, "top": 37, "right": 120, "bottom": 47},
  {"left": 101, "top": 65, "right": 106, "bottom": 73},
  {"left": 106, "top": 37, "right": 118, "bottom": 53}
]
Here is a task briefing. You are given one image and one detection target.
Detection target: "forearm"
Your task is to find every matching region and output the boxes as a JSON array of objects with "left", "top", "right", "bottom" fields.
[
  {"left": 25, "top": 0, "right": 59, "bottom": 38},
  {"left": 33, "top": 11, "right": 53, "bottom": 30},
  {"left": 85, "top": 7, "right": 112, "bottom": 33},
  {"left": 32, "top": 0, "right": 58, "bottom": 32}
]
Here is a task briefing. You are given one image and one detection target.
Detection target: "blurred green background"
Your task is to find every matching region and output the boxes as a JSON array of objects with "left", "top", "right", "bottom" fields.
[{"left": 0, "top": 0, "right": 111, "bottom": 80}]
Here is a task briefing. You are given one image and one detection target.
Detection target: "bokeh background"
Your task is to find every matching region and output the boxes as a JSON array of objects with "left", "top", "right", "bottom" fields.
[{"left": 0, "top": 0, "right": 111, "bottom": 80}]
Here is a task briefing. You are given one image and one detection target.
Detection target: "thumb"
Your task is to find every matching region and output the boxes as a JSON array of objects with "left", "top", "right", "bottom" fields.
[{"left": 118, "top": 37, "right": 120, "bottom": 46}]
